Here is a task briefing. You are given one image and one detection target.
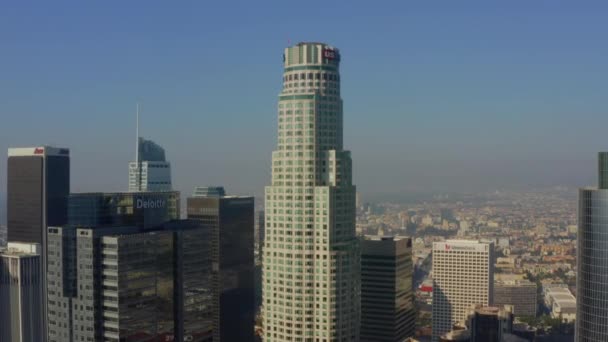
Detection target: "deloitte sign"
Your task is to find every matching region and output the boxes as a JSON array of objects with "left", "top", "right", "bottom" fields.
[{"left": 136, "top": 197, "right": 166, "bottom": 209}]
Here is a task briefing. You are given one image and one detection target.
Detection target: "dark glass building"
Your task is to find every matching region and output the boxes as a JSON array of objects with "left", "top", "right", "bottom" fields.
[
  {"left": 361, "top": 236, "right": 415, "bottom": 342},
  {"left": 7, "top": 146, "right": 70, "bottom": 342},
  {"left": 576, "top": 152, "right": 608, "bottom": 342},
  {"left": 7, "top": 146, "right": 70, "bottom": 244},
  {"left": 187, "top": 188, "right": 255, "bottom": 342},
  {"left": 68, "top": 191, "right": 179, "bottom": 229},
  {"left": 47, "top": 220, "right": 212, "bottom": 342},
  {"left": 467, "top": 305, "right": 514, "bottom": 342}
]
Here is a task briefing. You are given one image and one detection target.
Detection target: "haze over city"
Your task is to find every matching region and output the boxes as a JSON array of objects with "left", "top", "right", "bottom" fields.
[{"left": 1, "top": 1, "right": 607, "bottom": 224}]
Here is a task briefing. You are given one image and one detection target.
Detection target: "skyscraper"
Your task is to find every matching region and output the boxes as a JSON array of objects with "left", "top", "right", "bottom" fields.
[
  {"left": 7, "top": 146, "right": 70, "bottom": 342},
  {"left": 7, "top": 146, "right": 70, "bottom": 244},
  {"left": 432, "top": 240, "right": 494, "bottom": 342},
  {"left": 576, "top": 152, "right": 608, "bottom": 342},
  {"left": 46, "top": 221, "right": 212, "bottom": 342},
  {"left": 263, "top": 42, "right": 360, "bottom": 341},
  {"left": 360, "top": 236, "right": 415, "bottom": 342},
  {"left": 129, "top": 137, "right": 172, "bottom": 192},
  {"left": 0, "top": 242, "right": 43, "bottom": 342},
  {"left": 187, "top": 188, "right": 255, "bottom": 342}
]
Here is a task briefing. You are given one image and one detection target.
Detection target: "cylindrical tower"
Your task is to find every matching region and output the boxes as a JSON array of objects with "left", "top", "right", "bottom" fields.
[
  {"left": 576, "top": 153, "right": 608, "bottom": 341},
  {"left": 262, "top": 42, "right": 360, "bottom": 341}
]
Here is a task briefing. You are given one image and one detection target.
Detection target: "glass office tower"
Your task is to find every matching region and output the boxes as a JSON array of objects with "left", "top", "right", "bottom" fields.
[
  {"left": 262, "top": 42, "right": 360, "bottom": 342},
  {"left": 129, "top": 137, "right": 172, "bottom": 192},
  {"left": 576, "top": 152, "right": 608, "bottom": 341},
  {"left": 47, "top": 221, "right": 212, "bottom": 342},
  {"left": 7, "top": 146, "right": 70, "bottom": 342},
  {"left": 187, "top": 190, "right": 255, "bottom": 342},
  {"left": 361, "top": 236, "right": 415, "bottom": 342},
  {"left": 7, "top": 146, "right": 70, "bottom": 244}
]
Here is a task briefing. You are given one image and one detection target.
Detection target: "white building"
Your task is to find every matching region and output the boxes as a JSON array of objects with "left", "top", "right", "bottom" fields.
[
  {"left": 128, "top": 137, "right": 172, "bottom": 192},
  {"left": 432, "top": 240, "right": 494, "bottom": 342},
  {"left": 262, "top": 42, "right": 360, "bottom": 342},
  {"left": 0, "top": 242, "right": 44, "bottom": 342},
  {"left": 544, "top": 285, "right": 576, "bottom": 323}
]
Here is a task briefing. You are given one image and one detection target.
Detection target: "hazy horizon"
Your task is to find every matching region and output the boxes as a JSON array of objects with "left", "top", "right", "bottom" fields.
[{"left": 1, "top": 1, "right": 607, "bottom": 222}]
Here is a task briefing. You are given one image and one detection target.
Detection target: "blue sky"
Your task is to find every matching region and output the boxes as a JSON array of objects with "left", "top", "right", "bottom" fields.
[{"left": 1, "top": 0, "right": 607, "bottom": 207}]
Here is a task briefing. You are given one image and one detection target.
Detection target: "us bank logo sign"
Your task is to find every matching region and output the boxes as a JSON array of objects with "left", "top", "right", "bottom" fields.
[{"left": 136, "top": 197, "right": 166, "bottom": 209}]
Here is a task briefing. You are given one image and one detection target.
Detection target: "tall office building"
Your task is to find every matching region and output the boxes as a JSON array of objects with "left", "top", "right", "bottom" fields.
[
  {"left": 360, "top": 236, "right": 415, "bottom": 342},
  {"left": 263, "top": 42, "right": 360, "bottom": 342},
  {"left": 187, "top": 188, "right": 255, "bottom": 342},
  {"left": 129, "top": 137, "right": 172, "bottom": 192},
  {"left": 0, "top": 242, "right": 43, "bottom": 342},
  {"left": 47, "top": 221, "right": 212, "bottom": 342},
  {"left": 7, "top": 146, "right": 70, "bottom": 243},
  {"left": 7, "top": 146, "right": 70, "bottom": 342},
  {"left": 576, "top": 152, "right": 608, "bottom": 342},
  {"left": 432, "top": 240, "right": 494, "bottom": 342}
]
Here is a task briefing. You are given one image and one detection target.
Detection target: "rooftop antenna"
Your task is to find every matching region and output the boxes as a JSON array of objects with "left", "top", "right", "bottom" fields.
[
  {"left": 136, "top": 102, "right": 141, "bottom": 191},
  {"left": 136, "top": 102, "right": 140, "bottom": 162}
]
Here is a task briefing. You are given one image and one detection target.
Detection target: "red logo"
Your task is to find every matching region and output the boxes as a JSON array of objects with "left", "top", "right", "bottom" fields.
[
  {"left": 323, "top": 49, "right": 336, "bottom": 60},
  {"left": 34, "top": 148, "right": 44, "bottom": 154},
  {"left": 445, "top": 244, "right": 451, "bottom": 251}
]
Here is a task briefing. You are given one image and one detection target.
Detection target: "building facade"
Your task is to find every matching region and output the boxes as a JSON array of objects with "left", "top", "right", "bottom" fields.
[
  {"left": 467, "top": 305, "right": 514, "bottom": 342},
  {"left": 68, "top": 191, "right": 179, "bottom": 229},
  {"left": 187, "top": 191, "right": 255, "bottom": 342},
  {"left": 129, "top": 137, "right": 172, "bottom": 192},
  {"left": 262, "top": 42, "right": 360, "bottom": 342},
  {"left": 494, "top": 280, "right": 537, "bottom": 318},
  {"left": 577, "top": 152, "right": 608, "bottom": 342},
  {"left": 46, "top": 221, "right": 212, "bottom": 342},
  {"left": 0, "top": 243, "right": 43, "bottom": 342},
  {"left": 7, "top": 146, "right": 70, "bottom": 244},
  {"left": 432, "top": 240, "right": 494, "bottom": 342},
  {"left": 360, "top": 236, "right": 415, "bottom": 341},
  {"left": 7, "top": 146, "right": 70, "bottom": 342}
]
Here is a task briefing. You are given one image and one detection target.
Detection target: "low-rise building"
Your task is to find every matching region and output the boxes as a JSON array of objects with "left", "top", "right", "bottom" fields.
[{"left": 543, "top": 285, "right": 576, "bottom": 323}]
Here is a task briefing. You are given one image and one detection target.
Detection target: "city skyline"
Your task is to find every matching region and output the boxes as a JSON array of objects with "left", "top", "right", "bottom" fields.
[{"left": 2, "top": 2, "right": 608, "bottom": 212}]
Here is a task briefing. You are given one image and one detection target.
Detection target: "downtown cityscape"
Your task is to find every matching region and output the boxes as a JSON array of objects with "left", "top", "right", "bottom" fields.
[{"left": 1, "top": 2, "right": 608, "bottom": 342}]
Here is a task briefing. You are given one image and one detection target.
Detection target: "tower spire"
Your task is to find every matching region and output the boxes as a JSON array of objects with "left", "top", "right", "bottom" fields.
[{"left": 136, "top": 103, "right": 140, "bottom": 163}]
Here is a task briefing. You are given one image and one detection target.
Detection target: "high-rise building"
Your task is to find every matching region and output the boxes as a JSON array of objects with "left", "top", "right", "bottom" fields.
[
  {"left": 432, "top": 240, "right": 494, "bottom": 342},
  {"left": 47, "top": 220, "right": 212, "bottom": 342},
  {"left": 129, "top": 137, "right": 172, "bottom": 192},
  {"left": 7, "top": 146, "right": 70, "bottom": 244},
  {"left": 577, "top": 152, "right": 608, "bottom": 342},
  {"left": 493, "top": 279, "right": 537, "bottom": 318},
  {"left": 68, "top": 191, "right": 180, "bottom": 228},
  {"left": 0, "top": 242, "right": 43, "bottom": 342},
  {"left": 262, "top": 42, "right": 360, "bottom": 342},
  {"left": 7, "top": 146, "right": 70, "bottom": 342},
  {"left": 187, "top": 189, "right": 254, "bottom": 342},
  {"left": 360, "top": 236, "right": 415, "bottom": 342}
]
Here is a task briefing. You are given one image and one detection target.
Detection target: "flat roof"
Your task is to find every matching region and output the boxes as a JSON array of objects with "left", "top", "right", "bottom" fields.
[{"left": 8, "top": 146, "right": 69, "bottom": 157}]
